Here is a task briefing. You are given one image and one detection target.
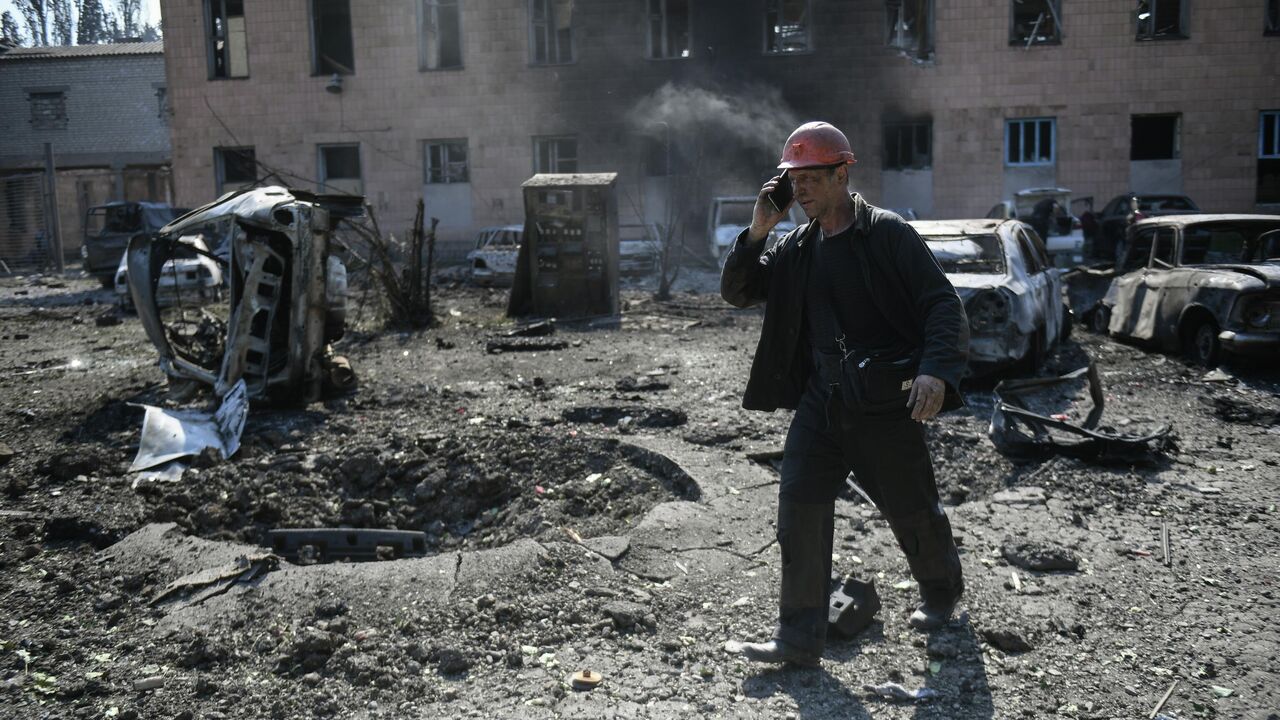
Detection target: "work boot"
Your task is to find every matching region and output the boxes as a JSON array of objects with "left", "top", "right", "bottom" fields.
[
  {"left": 887, "top": 505, "right": 964, "bottom": 631},
  {"left": 730, "top": 499, "right": 834, "bottom": 666}
]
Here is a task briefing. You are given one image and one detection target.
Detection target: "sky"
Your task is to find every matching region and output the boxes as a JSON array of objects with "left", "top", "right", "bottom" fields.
[{"left": 1, "top": 0, "right": 163, "bottom": 41}]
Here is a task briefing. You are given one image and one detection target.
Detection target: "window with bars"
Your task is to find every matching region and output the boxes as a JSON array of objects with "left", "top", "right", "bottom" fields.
[
  {"left": 765, "top": 0, "right": 811, "bottom": 54},
  {"left": 214, "top": 147, "right": 257, "bottom": 195},
  {"left": 1136, "top": 0, "right": 1188, "bottom": 40},
  {"left": 883, "top": 121, "right": 932, "bottom": 171},
  {"left": 206, "top": 0, "right": 248, "bottom": 79},
  {"left": 647, "top": 0, "right": 690, "bottom": 59},
  {"left": 1011, "top": 0, "right": 1061, "bottom": 45},
  {"left": 533, "top": 136, "right": 578, "bottom": 173},
  {"left": 530, "top": 0, "right": 574, "bottom": 65},
  {"left": 28, "top": 91, "right": 67, "bottom": 130},
  {"left": 886, "top": 0, "right": 933, "bottom": 61},
  {"left": 425, "top": 140, "right": 469, "bottom": 184},
  {"left": 1005, "top": 118, "right": 1056, "bottom": 166},
  {"left": 1259, "top": 111, "right": 1280, "bottom": 204},
  {"left": 419, "top": 0, "right": 462, "bottom": 70},
  {"left": 313, "top": 0, "right": 355, "bottom": 75}
]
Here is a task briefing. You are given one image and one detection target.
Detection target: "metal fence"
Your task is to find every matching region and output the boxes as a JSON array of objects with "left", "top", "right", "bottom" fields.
[{"left": 0, "top": 172, "right": 52, "bottom": 273}]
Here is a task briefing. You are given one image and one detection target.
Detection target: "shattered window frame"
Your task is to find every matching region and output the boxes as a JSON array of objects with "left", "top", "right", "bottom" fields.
[
  {"left": 1136, "top": 0, "right": 1189, "bottom": 41},
  {"left": 424, "top": 139, "right": 470, "bottom": 184},
  {"left": 318, "top": 143, "right": 363, "bottom": 195},
  {"left": 885, "top": 0, "right": 934, "bottom": 61},
  {"left": 214, "top": 146, "right": 258, "bottom": 196},
  {"left": 205, "top": 0, "right": 249, "bottom": 80},
  {"left": 529, "top": 0, "right": 575, "bottom": 66},
  {"left": 532, "top": 136, "right": 578, "bottom": 174},
  {"left": 311, "top": 0, "right": 356, "bottom": 76},
  {"left": 647, "top": 0, "right": 691, "bottom": 60},
  {"left": 1131, "top": 114, "right": 1181, "bottom": 161},
  {"left": 1268, "top": 0, "right": 1280, "bottom": 35},
  {"left": 27, "top": 89, "right": 68, "bottom": 130},
  {"left": 1259, "top": 110, "right": 1280, "bottom": 204},
  {"left": 418, "top": 0, "right": 463, "bottom": 71},
  {"left": 1004, "top": 117, "right": 1056, "bottom": 167},
  {"left": 882, "top": 120, "right": 933, "bottom": 171},
  {"left": 1010, "top": 0, "right": 1062, "bottom": 46},
  {"left": 764, "top": 0, "right": 812, "bottom": 55}
]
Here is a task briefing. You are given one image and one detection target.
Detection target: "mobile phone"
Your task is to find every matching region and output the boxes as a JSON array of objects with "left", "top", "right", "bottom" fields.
[{"left": 768, "top": 170, "right": 793, "bottom": 214}]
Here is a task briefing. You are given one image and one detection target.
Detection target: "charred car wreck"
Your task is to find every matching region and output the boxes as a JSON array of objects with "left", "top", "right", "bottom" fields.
[{"left": 126, "top": 187, "right": 359, "bottom": 403}]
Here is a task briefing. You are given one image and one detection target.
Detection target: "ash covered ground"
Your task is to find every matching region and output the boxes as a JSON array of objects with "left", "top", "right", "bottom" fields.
[{"left": 0, "top": 270, "right": 1277, "bottom": 720}]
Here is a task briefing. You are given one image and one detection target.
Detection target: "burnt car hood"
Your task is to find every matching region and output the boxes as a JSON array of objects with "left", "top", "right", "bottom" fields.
[{"left": 1190, "top": 263, "right": 1280, "bottom": 289}]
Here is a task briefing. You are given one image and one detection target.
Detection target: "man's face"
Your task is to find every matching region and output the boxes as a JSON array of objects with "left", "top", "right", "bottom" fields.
[{"left": 789, "top": 166, "right": 845, "bottom": 219}]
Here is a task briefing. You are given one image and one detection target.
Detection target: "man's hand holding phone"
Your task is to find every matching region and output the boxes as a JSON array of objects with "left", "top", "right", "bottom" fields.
[{"left": 749, "top": 171, "right": 793, "bottom": 244}]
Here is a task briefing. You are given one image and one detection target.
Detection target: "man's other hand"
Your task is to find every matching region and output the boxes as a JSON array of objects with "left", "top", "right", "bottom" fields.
[
  {"left": 749, "top": 176, "right": 789, "bottom": 243},
  {"left": 907, "top": 374, "right": 945, "bottom": 422}
]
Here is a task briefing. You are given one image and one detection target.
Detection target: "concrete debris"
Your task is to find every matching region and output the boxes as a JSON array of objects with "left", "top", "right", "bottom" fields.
[
  {"left": 133, "top": 676, "right": 165, "bottom": 692},
  {"left": 150, "top": 552, "right": 278, "bottom": 608},
  {"left": 1001, "top": 539, "right": 1080, "bottom": 571},
  {"left": 989, "top": 362, "right": 1171, "bottom": 462},
  {"left": 861, "top": 682, "right": 939, "bottom": 702},
  {"left": 485, "top": 336, "right": 569, "bottom": 354},
  {"left": 582, "top": 535, "right": 630, "bottom": 562},
  {"left": 0, "top": 441, "right": 16, "bottom": 466},
  {"left": 980, "top": 627, "right": 1034, "bottom": 653}
]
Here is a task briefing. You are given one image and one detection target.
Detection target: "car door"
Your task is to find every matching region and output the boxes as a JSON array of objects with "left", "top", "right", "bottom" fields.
[
  {"left": 1106, "top": 226, "right": 1157, "bottom": 338},
  {"left": 1015, "top": 226, "right": 1059, "bottom": 345},
  {"left": 1127, "top": 226, "right": 1178, "bottom": 341}
]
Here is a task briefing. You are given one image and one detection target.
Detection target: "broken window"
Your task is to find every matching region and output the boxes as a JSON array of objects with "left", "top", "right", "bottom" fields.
[
  {"left": 883, "top": 121, "right": 932, "bottom": 171},
  {"left": 1131, "top": 114, "right": 1180, "bottom": 160},
  {"left": 886, "top": 0, "right": 934, "bottom": 61},
  {"left": 1136, "top": 0, "right": 1188, "bottom": 40},
  {"left": 214, "top": 147, "right": 257, "bottom": 195},
  {"left": 28, "top": 90, "right": 67, "bottom": 130},
  {"left": 313, "top": 0, "right": 355, "bottom": 75},
  {"left": 647, "top": 0, "right": 691, "bottom": 59},
  {"left": 419, "top": 0, "right": 462, "bottom": 70},
  {"left": 1151, "top": 227, "right": 1176, "bottom": 267},
  {"left": 206, "top": 0, "right": 248, "bottom": 79},
  {"left": 1011, "top": 0, "right": 1061, "bottom": 46},
  {"left": 1268, "top": 0, "right": 1280, "bottom": 35},
  {"left": 318, "top": 144, "right": 362, "bottom": 195},
  {"left": 529, "top": 0, "right": 574, "bottom": 65},
  {"left": 765, "top": 0, "right": 811, "bottom": 54},
  {"left": 1259, "top": 110, "right": 1280, "bottom": 204},
  {"left": 533, "top": 136, "right": 577, "bottom": 173},
  {"left": 1005, "top": 117, "right": 1055, "bottom": 166},
  {"left": 425, "top": 140, "right": 469, "bottom": 184}
]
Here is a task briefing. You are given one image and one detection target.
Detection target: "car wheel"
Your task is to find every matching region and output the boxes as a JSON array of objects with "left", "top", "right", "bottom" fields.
[
  {"left": 1183, "top": 315, "right": 1221, "bottom": 367},
  {"left": 1090, "top": 306, "right": 1111, "bottom": 335}
]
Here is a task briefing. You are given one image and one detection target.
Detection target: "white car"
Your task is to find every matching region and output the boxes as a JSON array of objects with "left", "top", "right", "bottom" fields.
[
  {"left": 115, "top": 234, "right": 223, "bottom": 309},
  {"left": 619, "top": 222, "right": 662, "bottom": 276},
  {"left": 465, "top": 225, "right": 523, "bottom": 286},
  {"left": 986, "top": 187, "right": 1086, "bottom": 267},
  {"left": 913, "top": 218, "right": 1070, "bottom": 375},
  {"left": 708, "top": 196, "right": 805, "bottom": 267}
]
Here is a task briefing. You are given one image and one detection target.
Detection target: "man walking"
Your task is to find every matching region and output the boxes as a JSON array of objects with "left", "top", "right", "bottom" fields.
[{"left": 721, "top": 122, "right": 969, "bottom": 666}]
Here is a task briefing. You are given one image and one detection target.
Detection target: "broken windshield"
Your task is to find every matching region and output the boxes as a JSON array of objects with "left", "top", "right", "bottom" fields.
[{"left": 925, "top": 234, "right": 1006, "bottom": 274}]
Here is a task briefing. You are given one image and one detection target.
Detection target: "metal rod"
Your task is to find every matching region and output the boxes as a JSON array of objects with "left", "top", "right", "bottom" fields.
[
  {"left": 1161, "top": 523, "right": 1171, "bottom": 567},
  {"left": 1150, "top": 678, "right": 1179, "bottom": 718}
]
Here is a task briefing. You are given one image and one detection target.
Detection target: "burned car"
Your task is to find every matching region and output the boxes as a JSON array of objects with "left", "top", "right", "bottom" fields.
[
  {"left": 81, "top": 201, "right": 188, "bottom": 286},
  {"left": 1095, "top": 214, "right": 1280, "bottom": 365},
  {"left": 115, "top": 233, "right": 224, "bottom": 310},
  {"left": 986, "top": 187, "right": 1086, "bottom": 267},
  {"left": 913, "top": 218, "right": 1069, "bottom": 375},
  {"left": 466, "top": 224, "right": 523, "bottom": 286},
  {"left": 1087, "top": 193, "right": 1200, "bottom": 261},
  {"left": 126, "top": 186, "right": 358, "bottom": 403}
]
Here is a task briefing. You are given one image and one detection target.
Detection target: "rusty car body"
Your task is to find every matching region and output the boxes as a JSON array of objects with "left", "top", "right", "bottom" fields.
[
  {"left": 912, "top": 218, "right": 1068, "bottom": 375},
  {"left": 126, "top": 186, "right": 359, "bottom": 403},
  {"left": 1095, "top": 214, "right": 1280, "bottom": 365}
]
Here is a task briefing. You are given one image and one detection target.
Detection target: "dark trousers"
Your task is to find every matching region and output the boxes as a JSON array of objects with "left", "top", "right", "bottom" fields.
[{"left": 772, "top": 374, "right": 962, "bottom": 642}]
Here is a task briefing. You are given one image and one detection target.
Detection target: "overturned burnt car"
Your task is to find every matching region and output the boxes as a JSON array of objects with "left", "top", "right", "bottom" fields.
[
  {"left": 126, "top": 187, "right": 360, "bottom": 403},
  {"left": 1095, "top": 214, "right": 1280, "bottom": 365},
  {"left": 912, "top": 218, "right": 1070, "bottom": 375}
]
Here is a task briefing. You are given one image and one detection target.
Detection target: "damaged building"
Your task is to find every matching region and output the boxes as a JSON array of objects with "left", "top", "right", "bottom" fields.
[{"left": 158, "top": 0, "right": 1280, "bottom": 261}]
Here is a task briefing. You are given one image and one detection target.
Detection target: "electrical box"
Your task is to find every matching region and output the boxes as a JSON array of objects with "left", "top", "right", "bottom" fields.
[{"left": 509, "top": 173, "right": 619, "bottom": 320}]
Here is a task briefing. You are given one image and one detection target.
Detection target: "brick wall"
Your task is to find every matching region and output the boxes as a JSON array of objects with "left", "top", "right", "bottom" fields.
[{"left": 161, "top": 0, "right": 1280, "bottom": 257}]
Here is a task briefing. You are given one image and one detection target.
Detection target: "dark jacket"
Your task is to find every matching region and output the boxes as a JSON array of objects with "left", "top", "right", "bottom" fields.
[{"left": 720, "top": 193, "right": 969, "bottom": 413}]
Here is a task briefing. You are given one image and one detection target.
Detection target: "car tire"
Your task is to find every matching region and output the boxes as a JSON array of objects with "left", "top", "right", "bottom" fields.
[
  {"left": 1183, "top": 315, "right": 1221, "bottom": 367},
  {"left": 1090, "top": 306, "right": 1111, "bottom": 335}
]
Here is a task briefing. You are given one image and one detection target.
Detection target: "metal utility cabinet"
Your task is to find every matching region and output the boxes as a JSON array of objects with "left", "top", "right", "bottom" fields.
[{"left": 510, "top": 173, "right": 619, "bottom": 320}]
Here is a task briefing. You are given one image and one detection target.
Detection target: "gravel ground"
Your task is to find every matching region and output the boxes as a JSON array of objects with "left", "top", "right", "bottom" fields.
[{"left": 0, "top": 268, "right": 1277, "bottom": 720}]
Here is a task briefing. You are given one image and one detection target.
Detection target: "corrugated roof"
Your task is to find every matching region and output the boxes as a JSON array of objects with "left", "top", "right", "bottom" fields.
[{"left": 0, "top": 41, "right": 163, "bottom": 60}]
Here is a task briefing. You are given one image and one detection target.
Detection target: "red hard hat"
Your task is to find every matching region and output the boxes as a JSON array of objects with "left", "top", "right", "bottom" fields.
[{"left": 778, "top": 121, "right": 857, "bottom": 169}]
